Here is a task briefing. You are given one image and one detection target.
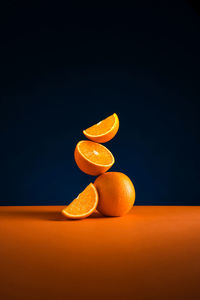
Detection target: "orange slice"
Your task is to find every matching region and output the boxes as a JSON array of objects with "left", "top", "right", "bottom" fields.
[
  {"left": 62, "top": 183, "right": 98, "bottom": 219},
  {"left": 74, "top": 140, "right": 115, "bottom": 176},
  {"left": 83, "top": 113, "right": 119, "bottom": 143}
]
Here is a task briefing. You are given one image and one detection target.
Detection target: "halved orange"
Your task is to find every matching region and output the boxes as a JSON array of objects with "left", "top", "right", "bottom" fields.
[
  {"left": 62, "top": 183, "right": 98, "bottom": 219},
  {"left": 74, "top": 140, "right": 115, "bottom": 176},
  {"left": 83, "top": 113, "right": 119, "bottom": 143}
]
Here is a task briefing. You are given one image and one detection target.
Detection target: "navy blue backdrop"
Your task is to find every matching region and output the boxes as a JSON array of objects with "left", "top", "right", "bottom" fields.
[{"left": 0, "top": 1, "right": 199, "bottom": 205}]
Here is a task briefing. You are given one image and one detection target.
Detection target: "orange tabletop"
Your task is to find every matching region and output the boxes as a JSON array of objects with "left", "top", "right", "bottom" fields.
[{"left": 0, "top": 206, "right": 200, "bottom": 300}]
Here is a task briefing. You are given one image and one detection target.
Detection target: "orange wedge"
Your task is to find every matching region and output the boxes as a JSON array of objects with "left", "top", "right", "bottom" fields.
[
  {"left": 62, "top": 183, "right": 98, "bottom": 219},
  {"left": 83, "top": 113, "right": 119, "bottom": 143},
  {"left": 74, "top": 140, "right": 115, "bottom": 176}
]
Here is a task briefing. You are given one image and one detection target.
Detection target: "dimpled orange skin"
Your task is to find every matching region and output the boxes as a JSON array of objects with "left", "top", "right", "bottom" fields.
[{"left": 94, "top": 172, "right": 135, "bottom": 217}]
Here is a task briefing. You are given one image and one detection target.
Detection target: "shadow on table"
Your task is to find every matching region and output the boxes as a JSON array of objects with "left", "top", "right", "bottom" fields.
[
  {"left": 0, "top": 209, "right": 104, "bottom": 221},
  {"left": 50, "top": 211, "right": 104, "bottom": 221}
]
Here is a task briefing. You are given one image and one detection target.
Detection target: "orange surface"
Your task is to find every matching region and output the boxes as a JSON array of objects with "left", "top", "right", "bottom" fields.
[{"left": 0, "top": 206, "right": 200, "bottom": 300}]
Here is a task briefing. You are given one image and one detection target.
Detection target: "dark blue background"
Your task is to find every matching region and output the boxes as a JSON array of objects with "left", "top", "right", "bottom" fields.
[{"left": 0, "top": 1, "right": 199, "bottom": 205}]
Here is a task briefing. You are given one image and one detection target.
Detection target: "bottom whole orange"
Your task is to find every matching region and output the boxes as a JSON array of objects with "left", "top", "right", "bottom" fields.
[{"left": 94, "top": 172, "right": 135, "bottom": 217}]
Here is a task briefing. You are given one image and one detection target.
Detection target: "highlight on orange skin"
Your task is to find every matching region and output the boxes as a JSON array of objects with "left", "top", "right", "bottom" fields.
[
  {"left": 62, "top": 183, "right": 98, "bottom": 219},
  {"left": 74, "top": 140, "right": 115, "bottom": 176},
  {"left": 83, "top": 113, "right": 119, "bottom": 143},
  {"left": 94, "top": 172, "right": 135, "bottom": 217}
]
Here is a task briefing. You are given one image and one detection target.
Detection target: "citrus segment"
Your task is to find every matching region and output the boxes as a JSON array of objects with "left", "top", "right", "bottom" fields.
[
  {"left": 74, "top": 140, "right": 115, "bottom": 176},
  {"left": 83, "top": 113, "right": 119, "bottom": 143},
  {"left": 94, "top": 172, "right": 135, "bottom": 217},
  {"left": 62, "top": 183, "right": 98, "bottom": 219}
]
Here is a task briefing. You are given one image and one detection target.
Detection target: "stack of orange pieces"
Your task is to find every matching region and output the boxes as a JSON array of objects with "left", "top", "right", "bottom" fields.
[{"left": 62, "top": 113, "right": 136, "bottom": 219}]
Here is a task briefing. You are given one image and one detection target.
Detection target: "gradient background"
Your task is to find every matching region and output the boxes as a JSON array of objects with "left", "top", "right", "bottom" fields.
[{"left": 0, "top": 1, "right": 199, "bottom": 206}]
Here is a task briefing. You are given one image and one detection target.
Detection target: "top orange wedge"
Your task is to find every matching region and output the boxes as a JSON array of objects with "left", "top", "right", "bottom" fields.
[
  {"left": 83, "top": 113, "right": 119, "bottom": 143},
  {"left": 62, "top": 183, "right": 98, "bottom": 219}
]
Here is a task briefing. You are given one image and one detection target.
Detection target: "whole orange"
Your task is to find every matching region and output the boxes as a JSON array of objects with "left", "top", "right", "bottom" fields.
[{"left": 94, "top": 172, "right": 135, "bottom": 217}]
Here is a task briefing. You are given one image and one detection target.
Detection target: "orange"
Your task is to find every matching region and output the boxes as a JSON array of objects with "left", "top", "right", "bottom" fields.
[
  {"left": 83, "top": 113, "right": 119, "bottom": 143},
  {"left": 62, "top": 183, "right": 98, "bottom": 219},
  {"left": 74, "top": 140, "right": 115, "bottom": 176},
  {"left": 94, "top": 172, "right": 135, "bottom": 217}
]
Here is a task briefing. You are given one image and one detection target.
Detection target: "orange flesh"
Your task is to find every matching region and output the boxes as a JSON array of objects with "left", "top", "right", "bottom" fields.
[
  {"left": 85, "top": 114, "right": 116, "bottom": 136},
  {"left": 78, "top": 141, "right": 114, "bottom": 166},
  {"left": 63, "top": 184, "right": 97, "bottom": 216}
]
